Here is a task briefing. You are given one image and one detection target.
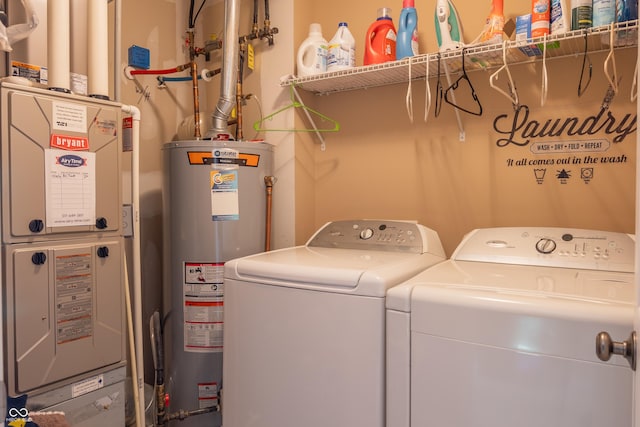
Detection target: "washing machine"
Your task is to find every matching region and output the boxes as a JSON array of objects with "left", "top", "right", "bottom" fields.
[
  {"left": 222, "top": 219, "right": 446, "bottom": 427},
  {"left": 386, "top": 227, "right": 635, "bottom": 427}
]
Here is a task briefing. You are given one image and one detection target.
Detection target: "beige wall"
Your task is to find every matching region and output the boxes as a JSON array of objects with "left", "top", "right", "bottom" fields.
[
  {"left": 115, "top": 0, "right": 635, "bottom": 383},
  {"left": 292, "top": 0, "right": 637, "bottom": 254}
]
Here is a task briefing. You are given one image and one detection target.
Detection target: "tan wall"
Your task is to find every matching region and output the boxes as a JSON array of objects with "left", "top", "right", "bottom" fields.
[{"left": 293, "top": 0, "right": 637, "bottom": 254}]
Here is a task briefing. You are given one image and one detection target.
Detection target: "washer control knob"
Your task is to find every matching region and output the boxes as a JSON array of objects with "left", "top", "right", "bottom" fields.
[
  {"left": 359, "top": 228, "right": 374, "bottom": 240},
  {"left": 535, "top": 238, "right": 557, "bottom": 254}
]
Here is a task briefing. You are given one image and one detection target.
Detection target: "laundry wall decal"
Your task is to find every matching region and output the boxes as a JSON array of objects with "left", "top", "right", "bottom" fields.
[{"left": 492, "top": 104, "right": 637, "bottom": 147}]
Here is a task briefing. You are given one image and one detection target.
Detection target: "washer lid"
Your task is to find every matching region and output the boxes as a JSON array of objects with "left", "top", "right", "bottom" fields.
[{"left": 225, "top": 246, "right": 445, "bottom": 297}]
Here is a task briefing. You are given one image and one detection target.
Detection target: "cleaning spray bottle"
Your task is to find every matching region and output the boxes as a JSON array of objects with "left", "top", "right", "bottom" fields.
[
  {"left": 364, "top": 8, "right": 397, "bottom": 65},
  {"left": 397, "top": 0, "right": 418, "bottom": 59},
  {"left": 297, "top": 23, "right": 327, "bottom": 77}
]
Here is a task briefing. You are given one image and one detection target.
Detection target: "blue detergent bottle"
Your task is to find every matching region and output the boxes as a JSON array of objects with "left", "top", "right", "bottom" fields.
[{"left": 397, "top": 0, "right": 418, "bottom": 59}]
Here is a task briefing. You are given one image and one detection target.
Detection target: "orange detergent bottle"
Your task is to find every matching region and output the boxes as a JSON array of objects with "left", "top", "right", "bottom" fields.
[{"left": 364, "top": 7, "right": 397, "bottom": 65}]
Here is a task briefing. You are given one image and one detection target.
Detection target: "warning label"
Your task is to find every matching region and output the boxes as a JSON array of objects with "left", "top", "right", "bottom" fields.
[{"left": 183, "top": 262, "right": 224, "bottom": 353}]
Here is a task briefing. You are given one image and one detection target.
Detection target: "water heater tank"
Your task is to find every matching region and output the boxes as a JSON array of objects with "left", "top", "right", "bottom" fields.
[{"left": 162, "top": 139, "right": 274, "bottom": 427}]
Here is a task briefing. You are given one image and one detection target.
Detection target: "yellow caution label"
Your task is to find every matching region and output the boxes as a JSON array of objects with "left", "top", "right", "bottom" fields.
[{"left": 247, "top": 43, "right": 255, "bottom": 70}]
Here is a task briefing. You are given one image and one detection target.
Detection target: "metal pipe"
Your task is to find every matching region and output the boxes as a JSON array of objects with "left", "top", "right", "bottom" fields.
[
  {"left": 206, "top": 0, "right": 241, "bottom": 139},
  {"left": 165, "top": 405, "right": 220, "bottom": 422},
  {"left": 264, "top": 176, "right": 275, "bottom": 251}
]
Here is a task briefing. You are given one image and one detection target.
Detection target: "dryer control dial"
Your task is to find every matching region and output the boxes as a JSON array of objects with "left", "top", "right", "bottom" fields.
[
  {"left": 535, "top": 238, "right": 557, "bottom": 254},
  {"left": 359, "top": 228, "right": 374, "bottom": 240}
]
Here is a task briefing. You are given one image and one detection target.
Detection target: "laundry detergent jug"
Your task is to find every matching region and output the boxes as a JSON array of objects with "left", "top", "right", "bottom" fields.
[
  {"left": 297, "top": 23, "right": 327, "bottom": 77},
  {"left": 364, "top": 8, "right": 397, "bottom": 65},
  {"left": 397, "top": 0, "right": 419, "bottom": 59},
  {"left": 327, "top": 22, "right": 356, "bottom": 71}
]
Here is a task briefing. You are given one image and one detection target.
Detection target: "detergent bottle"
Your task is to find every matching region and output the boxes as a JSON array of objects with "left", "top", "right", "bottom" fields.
[
  {"left": 397, "top": 0, "right": 418, "bottom": 59},
  {"left": 297, "top": 23, "right": 327, "bottom": 77},
  {"left": 327, "top": 22, "right": 356, "bottom": 71},
  {"left": 364, "top": 8, "right": 397, "bottom": 65}
]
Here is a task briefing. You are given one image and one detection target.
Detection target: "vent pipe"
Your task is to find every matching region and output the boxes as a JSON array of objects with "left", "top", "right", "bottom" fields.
[
  {"left": 88, "top": 0, "right": 109, "bottom": 99},
  {"left": 205, "top": 0, "right": 240, "bottom": 139},
  {"left": 47, "top": 0, "right": 70, "bottom": 92}
]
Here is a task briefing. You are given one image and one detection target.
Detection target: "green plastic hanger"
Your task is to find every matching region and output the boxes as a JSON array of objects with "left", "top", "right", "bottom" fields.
[{"left": 253, "top": 85, "right": 340, "bottom": 133}]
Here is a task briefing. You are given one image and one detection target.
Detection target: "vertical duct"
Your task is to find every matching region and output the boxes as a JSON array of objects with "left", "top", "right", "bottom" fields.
[
  {"left": 47, "top": 0, "right": 70, "bottom": 92},
  {"left": 206, "top": 0, "right": 240, "bottom": 139},
  {"left": 88, "top": 0, "right": 109, "bottom": 99}
]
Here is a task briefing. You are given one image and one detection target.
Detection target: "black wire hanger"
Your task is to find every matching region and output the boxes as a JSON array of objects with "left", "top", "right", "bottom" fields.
[
  {"left": 578, "top": 30, "right": 592, "bottom": 97},
  {"left": 444, "top": 48, "right": 483, "bottom": 116}
]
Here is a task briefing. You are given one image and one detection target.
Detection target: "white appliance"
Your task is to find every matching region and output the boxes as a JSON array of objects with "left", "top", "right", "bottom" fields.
[
  {"left": 386, "top": 227, "right": 636, "bottom": 427},
  {"left": 223, "top": 219, "right": 446, "bottom": 427}
]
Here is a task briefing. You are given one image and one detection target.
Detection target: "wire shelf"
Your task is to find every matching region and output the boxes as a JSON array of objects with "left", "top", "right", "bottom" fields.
[{"left": 283, "top": 20, "right": 638, "bottom": 95}]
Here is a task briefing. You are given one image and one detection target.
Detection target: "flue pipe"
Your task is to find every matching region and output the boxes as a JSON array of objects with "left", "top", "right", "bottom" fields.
[
  {"left": 88, "top": 0, "right": 110, "bottom": 99},
  {"left": 47, "top": 0, "right": 70, "bottom": 92},
  {"left": 206, "top": 0, "right": 240, "bottom": 139}
]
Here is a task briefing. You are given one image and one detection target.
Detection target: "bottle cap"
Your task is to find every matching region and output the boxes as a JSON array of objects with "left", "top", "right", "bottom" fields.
[
  {"left": 377, "top": 7, "right": 392, "bottom": 19},
  {"left": 402, "top": 0, "right": 415, "bottom": 7},
  {"left": 338, "top": 22, "right": 348, "bottom": 27},
  {"left": 309, "top": 23, "right": 322, "bottom": 35}
]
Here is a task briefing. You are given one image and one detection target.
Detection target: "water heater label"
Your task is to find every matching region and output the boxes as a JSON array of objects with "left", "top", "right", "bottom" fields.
[
  {"left": 210, "top": 169, "right": 239, "bottom": 221},
  {"left": 183, "top": 262, "right": 224, "bottom": 353},
  {"left": 198, "top": 382, "right": 219, "bottom": 409}
]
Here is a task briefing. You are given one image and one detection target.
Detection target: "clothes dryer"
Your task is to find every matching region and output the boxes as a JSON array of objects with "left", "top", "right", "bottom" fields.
[
  {"left": 386, "top": 227, "right": 635, "bottom": 427},
  {"left": 223, "top": 220, "right": 446, "bottom": 427}
]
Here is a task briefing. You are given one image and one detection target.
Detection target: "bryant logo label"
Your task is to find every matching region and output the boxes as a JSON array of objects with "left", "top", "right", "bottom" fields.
[{"left": 50, "top": 134, "right": 90, "bottom": 151}]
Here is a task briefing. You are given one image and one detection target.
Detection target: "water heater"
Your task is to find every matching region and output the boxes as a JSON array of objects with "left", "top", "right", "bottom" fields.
[{"left": 162, "top": 139, "right": 274, "bottom": 427}]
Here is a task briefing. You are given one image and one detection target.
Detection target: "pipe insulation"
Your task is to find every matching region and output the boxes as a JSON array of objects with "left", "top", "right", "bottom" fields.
[
  {"left": 206, "top": 0, "right": 241, "bottom": 139},
  {"left": 47, "top": 0, "right": 70, "bottom": 92},
  {"left": 88, "top": 0, "right": 109, "bottom": 99}
]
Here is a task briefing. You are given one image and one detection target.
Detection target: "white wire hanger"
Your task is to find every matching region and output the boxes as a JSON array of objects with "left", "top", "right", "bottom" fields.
[
  {"left": 540, "top": 33, "right": 549, "bottom": 107},
  {"left": 631, "top": 60, "right": 638, "bottom": 102},
  {"left": 604, "top": 22, "right": 619, "bottom": 94},
  {"left": 424, "top": 58, "right": 431, "bottom": 123},
  {"left": 489, "top": 40, "right": 518, "bottom": 109},
  {"left": 406, "top": 58, "right": 414, "bottom": 123}
]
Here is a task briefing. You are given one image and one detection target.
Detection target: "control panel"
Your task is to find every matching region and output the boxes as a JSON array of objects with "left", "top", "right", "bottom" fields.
[
  {"left": 452, "top": 227, "right": 635, "bottom": 273},
  {"left": 307, "top": 220, "right": 444, "bottom": 256}
]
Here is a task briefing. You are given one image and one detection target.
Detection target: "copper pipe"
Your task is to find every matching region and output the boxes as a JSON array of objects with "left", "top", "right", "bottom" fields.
[
  {"left": 235, "top": 79, "right": 243, "bottom": 140},
  {"left": 191, "top": 60, "right": 201, "bottom": 139},
  {"left": 264, "top": 176, "right": 275, "bottom": 251},
  {"left": 187, "top": 29, "right": 202, "bottom": 139}
]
